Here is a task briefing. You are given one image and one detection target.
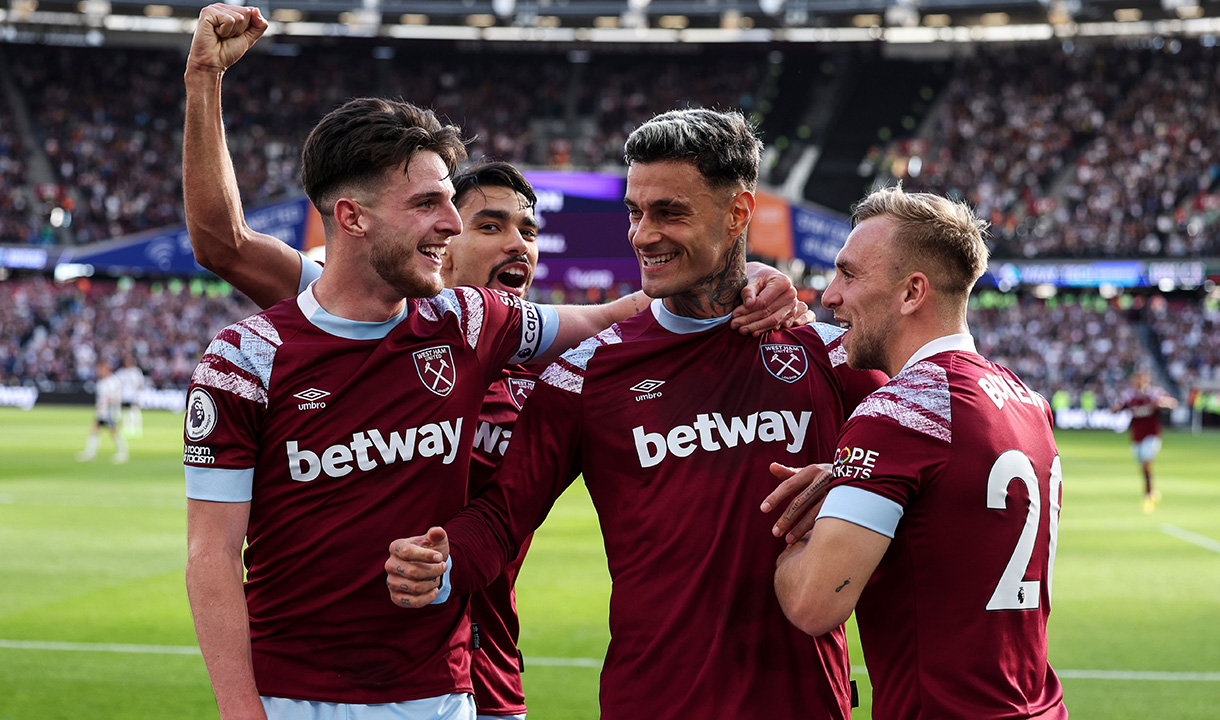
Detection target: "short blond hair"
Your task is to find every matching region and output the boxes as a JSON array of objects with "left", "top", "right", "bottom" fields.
[{"left": 852, "top": 185, "right": 990, "bottom": 297}]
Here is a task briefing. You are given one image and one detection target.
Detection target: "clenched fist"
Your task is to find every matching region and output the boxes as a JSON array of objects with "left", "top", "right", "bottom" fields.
[{"left": 186, "top": 3, "right": 269, "bottom": 76}]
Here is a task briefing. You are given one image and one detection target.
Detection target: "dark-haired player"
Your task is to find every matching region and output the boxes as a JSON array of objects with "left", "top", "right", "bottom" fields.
[{"left": 387, "top": 108, "right": 886, "bottom": 720}]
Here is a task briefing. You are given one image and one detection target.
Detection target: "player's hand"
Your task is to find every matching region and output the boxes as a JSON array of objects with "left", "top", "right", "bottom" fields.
[
  {"left": 761, "top": 462, "right": 833, "bottom": 544},
  {"left": 732, "top": 266, "right": 813, "bottom": 336},
  {"left": 186, "top": 3, "right": 269, "bottom": 76},
  {"left": 385, "top": 527, "right": 449, "bottom": 609}
]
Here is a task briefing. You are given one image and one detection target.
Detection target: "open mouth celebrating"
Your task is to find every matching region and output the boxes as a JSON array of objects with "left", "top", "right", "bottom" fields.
[{"left": 490, "top": 258, "right": 531, "bottom": 295}]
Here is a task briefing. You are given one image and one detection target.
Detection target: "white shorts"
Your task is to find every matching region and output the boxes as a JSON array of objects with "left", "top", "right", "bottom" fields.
[
  {"left": 1132, "top": 436, "right": 1163, "bottom": 464},
  {"left": 478, "top": 714, "right": 526, "bottom": 720},
  {"left": 262, "top": 693, "right": 475, "bottom": 720}
]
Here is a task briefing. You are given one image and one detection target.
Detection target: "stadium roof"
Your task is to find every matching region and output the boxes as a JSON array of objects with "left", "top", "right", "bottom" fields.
[{"left": 3, "top": 0, "right": 1219, "bottom": 45}]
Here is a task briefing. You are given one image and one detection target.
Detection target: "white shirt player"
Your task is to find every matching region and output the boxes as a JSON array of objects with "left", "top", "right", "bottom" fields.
[
  {"left": 117, "top": 366, "right": 145, "bottom": 405},
  {"left": 95, "top": 373, "right": 123, "bottom": 424}
]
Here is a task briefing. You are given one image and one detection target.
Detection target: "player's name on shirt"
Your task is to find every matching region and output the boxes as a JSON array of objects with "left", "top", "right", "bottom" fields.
[{"left": 977, "top": 370, "right": 1047, "bottom": 412}]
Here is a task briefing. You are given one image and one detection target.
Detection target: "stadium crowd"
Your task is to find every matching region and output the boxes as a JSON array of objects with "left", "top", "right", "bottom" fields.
[
  {"left": 3, "top": 43, "right": 764, "bottom": 248},
  {"left": 971, "top": 291, "right": 1154, "bottom": 410},
  {"left": 886, "top": 40, "right": 1220, "bottom": 260},
  {"left": 3, "top": 39, "right": 1217, "bottom": 261},
  {"left": 0, "top": 275, "right": 255, "bottom": 390},
  {"left": 1151, "top": 295, "right": 1220, "bottom": 391},
  {"left": 5, "top": 271, "right": 1215, "bottom": 411}
]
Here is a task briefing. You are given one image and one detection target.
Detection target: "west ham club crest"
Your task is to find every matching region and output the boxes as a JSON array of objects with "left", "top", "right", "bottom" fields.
[
  {"left": 761, "top": 343, "right": 808, "bottom": 383},
  {"left": 414, "top": 345, "right": 457, "bottom": 397},
  {"left": 507, "top": 378, "right": 536, "bottom": 411}
]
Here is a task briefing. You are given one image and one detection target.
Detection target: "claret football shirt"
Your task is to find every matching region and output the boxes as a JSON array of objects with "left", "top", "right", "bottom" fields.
[
  {"left": 445, "top": 300, "right": 886, "bottom": 720},
  {"left": 818, "top": 333, "right": 1067, "bottom": 720},
  {"left": 298, "top": 253, "right": 534, "bottom": 714},
  {"left": 1118, "top": 385, "right": 1170, "bottom": 443},
  {"left": 183, "top": 284, "right": 555, "bottom": 704}
]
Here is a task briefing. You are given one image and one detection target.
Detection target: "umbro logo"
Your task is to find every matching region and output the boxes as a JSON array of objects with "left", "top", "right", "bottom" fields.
[
  {"left": 294, "top": 387, "right": 330, "bottom": 411},
  {"left": 630, "top": 379, "right": 665, "bottom": 402}
]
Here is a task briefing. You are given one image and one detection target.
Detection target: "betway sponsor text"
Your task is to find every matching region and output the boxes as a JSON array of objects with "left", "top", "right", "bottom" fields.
[{"left": 633, "top": 411, "right": 812, "bottom": 468}]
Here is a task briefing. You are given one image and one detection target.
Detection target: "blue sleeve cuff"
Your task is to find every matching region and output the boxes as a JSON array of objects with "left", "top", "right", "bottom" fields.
[
  {"left": 185, "top": 466, "right": 255, "bottom": 502},
  {"left": 536, "top": 303, "right": 560, "bottom": 358},
  {"left": 430, "top": 555, "right": 454, "bottom": 605},
  {"left": 817, "top": 485, "right": 904, "bottom": 538},
  {"left": 298, "top": 252, "right": 324, "bottom": 293}
]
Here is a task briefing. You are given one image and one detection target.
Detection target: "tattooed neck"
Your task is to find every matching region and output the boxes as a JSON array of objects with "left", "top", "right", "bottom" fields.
[{"left": 662, "top": 235, "right": 748, "bottom": 319}]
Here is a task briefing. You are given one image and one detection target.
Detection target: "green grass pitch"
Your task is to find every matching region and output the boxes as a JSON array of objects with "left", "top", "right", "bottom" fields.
[{"left": 1, "top": 406, "right": 1217, "bottom": 718}]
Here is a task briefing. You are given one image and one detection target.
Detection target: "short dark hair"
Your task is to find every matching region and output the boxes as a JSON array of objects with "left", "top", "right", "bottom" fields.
[
  {"left": 453, "top": 160, "right": 536, "bottom": 210},
  {"left": 300, "top": 97, "right": 467, "bottom": 213},
  {"left": 624, "top": 108, "right": 762, "bottom": 191}
]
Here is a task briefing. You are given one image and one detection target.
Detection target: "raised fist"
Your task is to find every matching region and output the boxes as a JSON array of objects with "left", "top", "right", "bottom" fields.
[{"left": 186, "top": 3, "right": 269, "bottom": 75}]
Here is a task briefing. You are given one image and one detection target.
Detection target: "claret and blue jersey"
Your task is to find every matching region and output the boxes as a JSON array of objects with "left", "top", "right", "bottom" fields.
[
  {"left": 445, "top": 299, "right": 886, "bottom": 720},
  {"left": 183, "top": 283, "right": 555, "bottom": 705}
]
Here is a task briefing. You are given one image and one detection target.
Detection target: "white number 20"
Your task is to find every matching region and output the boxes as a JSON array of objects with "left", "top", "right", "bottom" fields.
[{"left": 985, "top": 450, "right": 1062, "bottom": 611}]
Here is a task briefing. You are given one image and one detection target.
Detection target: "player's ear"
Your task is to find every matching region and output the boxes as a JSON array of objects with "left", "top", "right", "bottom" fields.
[
  {"left": 727, "top": 190, "right": 755, "bottom": 238},
  {"left": 899, "top": 272, "right": 930, "bottom": 316},
  {"left": 333, "top": 197, "right": 368, "bottom": 239}
]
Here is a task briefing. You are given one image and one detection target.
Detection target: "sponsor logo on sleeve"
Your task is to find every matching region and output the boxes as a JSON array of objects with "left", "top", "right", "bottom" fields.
[
  {"left": 833, "top": 445, "right": 880, "bottom": 479},
  {"left": 185, "top": 388, "right": 218, "bottom": 442},
  {"left": 761, "top": 344, "right": 808, "bottom": 383},
  {"left": 414, "top": 346, "right": 456, "bottom": 397},
  {"left": 184, "top": 444, "right": 216, "bottom": 465},
  {"left": 512, "top": 301, "right": 543, "bottom": 363},
  {"left": 292, "top": 387, "right": 330, "bottom": 411},
  {"left": 629, "top": 379, "right": 665, "bottom": 402},
  {"left": 507, "top": 378, "right": 536, "bottom": 411}
]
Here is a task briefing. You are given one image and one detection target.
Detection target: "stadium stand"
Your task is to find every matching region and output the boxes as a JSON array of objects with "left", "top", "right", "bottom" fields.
[
  {"left": 1, "top": 31, "right": 1218, "bottom": 415},
  {"left": 2, "top": 43, "right": 769, "bottom": 247},
  {"left": 0, "top": 276, "right": 255, "bottom": 390},
  {"left": 883, "top": 40, "right": 1220, "bottom": 260}
]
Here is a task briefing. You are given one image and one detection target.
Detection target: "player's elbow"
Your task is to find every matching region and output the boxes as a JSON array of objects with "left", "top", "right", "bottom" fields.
[
  {"left": 776, "top": 582, "right": 851, "bottom": 637},
  {"left": 187, "top": 223, "right": 247, "bottom": 273}
]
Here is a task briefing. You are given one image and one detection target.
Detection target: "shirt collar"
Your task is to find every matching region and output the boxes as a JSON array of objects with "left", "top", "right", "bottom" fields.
[
  {"left": 650, "top": 298, "right": 733, "bottom": 335},
  {"left": 296, "top": 281, "right": 409, "bottom": 340},
  {"left": 902, "top": 332, "right": 978, "bottom": 371}
]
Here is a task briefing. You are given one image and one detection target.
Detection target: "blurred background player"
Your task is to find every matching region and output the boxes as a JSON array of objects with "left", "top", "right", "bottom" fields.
[
  {"left": 768, "top": 185, "right": 1066, "bottom": 719},
  {"left": 1113, "top": 370, "right": 1177, "bottom": 513},
  {"left": 117, "top": 353, "right": 146, "bottom": 439},
  {"left": 77, "top": 361, "right": 127, "bottom": 464}
]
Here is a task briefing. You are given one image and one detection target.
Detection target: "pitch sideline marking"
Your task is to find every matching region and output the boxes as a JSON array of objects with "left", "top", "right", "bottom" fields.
[
  {"left": 1, "top": 640, "right": 1217, "bottom": 681},
  {"left": 1159, "top": 523, "right": 1220, "bottom": 554}
]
